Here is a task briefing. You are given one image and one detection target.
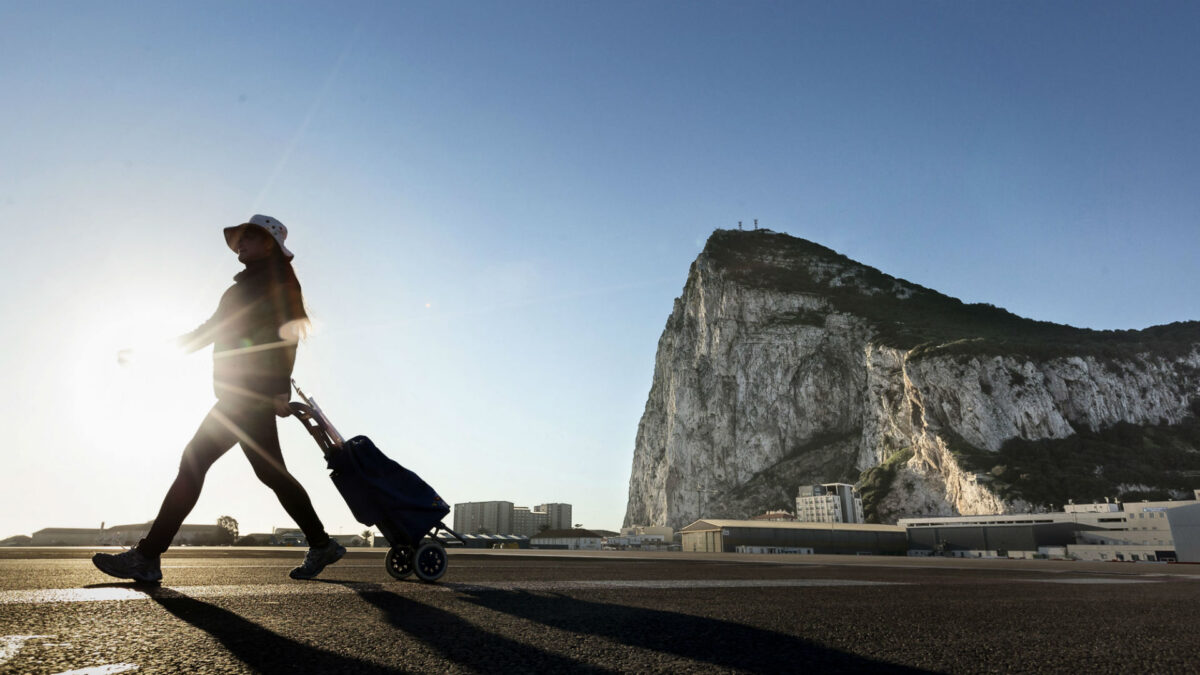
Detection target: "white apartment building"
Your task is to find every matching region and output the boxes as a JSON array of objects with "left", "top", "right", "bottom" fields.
[{"left": 796, "top": 483, "right": 865, "bottom": 524}]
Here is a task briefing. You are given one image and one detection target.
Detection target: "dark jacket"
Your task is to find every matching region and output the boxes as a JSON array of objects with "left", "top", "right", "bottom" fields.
[{"left": 181, "top": 258, "right": 308, "bottom": 402}]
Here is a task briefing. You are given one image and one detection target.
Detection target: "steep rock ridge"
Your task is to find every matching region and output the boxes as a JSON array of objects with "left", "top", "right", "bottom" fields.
[{"left": 625, "top": 229, "right": 1200, "bottom": 530}]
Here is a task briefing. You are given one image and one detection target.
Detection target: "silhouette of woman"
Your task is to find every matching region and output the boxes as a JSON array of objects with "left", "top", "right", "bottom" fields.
[{"left": 93, "top": 215, "right": 344, "bottom": 582}]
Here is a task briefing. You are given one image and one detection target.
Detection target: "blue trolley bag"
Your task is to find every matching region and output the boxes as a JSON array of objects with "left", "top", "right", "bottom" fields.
[
  {"left": 290, "top": 381, "right": 463, "bottom": 581},
  {"left": 327, "top": 435, "right": 451, "bottom": 546}
]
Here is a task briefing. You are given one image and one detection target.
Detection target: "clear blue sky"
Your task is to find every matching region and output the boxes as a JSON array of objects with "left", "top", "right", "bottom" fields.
[{"left": 2, "top": 1, "right": 1198, "bottom": 539}]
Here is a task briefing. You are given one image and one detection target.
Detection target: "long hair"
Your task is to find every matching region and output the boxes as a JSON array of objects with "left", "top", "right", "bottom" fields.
[{"left": 268, "top": 246, "right": 311, "bottom": 342}]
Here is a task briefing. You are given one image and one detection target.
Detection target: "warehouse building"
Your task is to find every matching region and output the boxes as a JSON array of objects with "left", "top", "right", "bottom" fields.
[
  {"left": 900, "top": 493, "right": 1200, "bottom": 562},
  {"left": 681, "top": 519, "right": 907, "bottom": 555},
  {"left": 901, "top": 517, "right": 1080, "bottom": 557},
  {"left": 32, "top": 522, "right": 228, "bottom": 547}
]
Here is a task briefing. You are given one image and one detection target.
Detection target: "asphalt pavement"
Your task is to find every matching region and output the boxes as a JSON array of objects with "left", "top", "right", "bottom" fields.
[{"left": 1, "top": 547, "right": 1198, "bottom": 674}]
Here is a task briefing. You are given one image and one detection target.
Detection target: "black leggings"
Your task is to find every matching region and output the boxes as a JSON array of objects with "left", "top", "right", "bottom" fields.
[{"left": 138, "top": 398, "right": 329, "bottom": 557}]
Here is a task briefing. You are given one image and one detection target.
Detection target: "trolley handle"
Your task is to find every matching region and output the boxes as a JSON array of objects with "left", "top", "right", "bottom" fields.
[
  {"left": 291, "top": 379, "right": 346, "bottom": 449},
  {"left": 289, "top": 403, "right": 338, "bottom": 456}
]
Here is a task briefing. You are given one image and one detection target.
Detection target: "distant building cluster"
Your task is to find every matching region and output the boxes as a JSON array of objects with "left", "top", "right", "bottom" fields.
[
  {"left": 681, "top": 488, "right": 1200, "bottom": 562},
  {"left": 12, "top": 489, "right": 1200, "bottom": 564},
  {"left": 266, "top": 528, "right": 373, "bottom": 548},
  {"left": 452, "top": 501, "right": 573, "bottom": 537},
  {"left": 26, "top": 522, "right": 229, "bottom": 547},
  {"left": 14, "top": 523, "right": 371, "bottom": 548}
]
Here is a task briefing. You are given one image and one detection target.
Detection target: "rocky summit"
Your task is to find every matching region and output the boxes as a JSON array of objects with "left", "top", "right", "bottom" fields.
[{"left": 624, "top": 229, "right": 1200, "bottom": 530}]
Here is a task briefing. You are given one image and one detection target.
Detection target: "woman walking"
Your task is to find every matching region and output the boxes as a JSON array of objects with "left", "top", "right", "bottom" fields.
[{"left": 93, "top": 215, "right": 344, "bottom": 582}]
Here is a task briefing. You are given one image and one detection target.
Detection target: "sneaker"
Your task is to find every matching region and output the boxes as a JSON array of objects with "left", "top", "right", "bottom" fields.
[
  {"left": 289, "top": 539, "right": 345, "bottom": 580},
  {"left": 92, "top": 548, "right": 162, "bottom": 583}
]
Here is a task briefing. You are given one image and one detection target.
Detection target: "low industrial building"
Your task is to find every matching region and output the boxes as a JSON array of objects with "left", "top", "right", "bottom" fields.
[
  {"left": 530, "top": 528, "right": 603, "bottom": 550},
  {"left": 607, "top": 526, "right": 675, "bottom": 551},
  {"left": 31, "top": 528, "right": 103, "bottom": 546},
  {"left": 681, "top": 519, "right": 907, "bottom": 555},
  {"left": 901, "top": 517, "right": 1080, "bottom": 558},
  {"left": 32, "top": 523, "right": 228, "bottom": 547},
  {"left": 752, "top": 511, "right": 797, "bottom": 522},
  {"left": 900, "top": 493, "right": 1200, "bottom": 562}
]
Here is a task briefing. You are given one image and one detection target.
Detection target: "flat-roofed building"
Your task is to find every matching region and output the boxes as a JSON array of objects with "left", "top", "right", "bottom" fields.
[
  {"left": 681, "top": 519, "right": 906, "bottom": 555},
  {"left": 453, "top": 501, "right": 514, "bottom": 535},
  {"left": 511, "top": 507, "right": 550, "bottom": 537},
  {"left": 796, "top": 484, "right": 864, "bottom": 524},
  {"left": 535, "top": 503, "right": 573, "bottom": 531}
]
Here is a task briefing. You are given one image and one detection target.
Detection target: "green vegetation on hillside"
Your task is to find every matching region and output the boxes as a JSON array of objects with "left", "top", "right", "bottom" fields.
[
  {"left": 858, "top": 448, "right": 914, "bottom": 523},
  {"left": 703, "top": 229, "right": 1200, "bottom": 361},
  {"left": 947, "top": 420, "right": 1200, "bottom": 507},
  {"left": 702, "top": 229, "right": 1200, "bottom": 517},
  {"left": 724, "top": 432, "right": 862, "bottom": 514}
]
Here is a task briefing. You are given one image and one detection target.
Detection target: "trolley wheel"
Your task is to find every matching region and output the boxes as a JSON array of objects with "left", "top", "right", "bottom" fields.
[
  {"left": 385, "top": 544, "right": 415, "bottom": 580},
  {"left": 413, "top": 540, "right": 448, "bottom": 582}
]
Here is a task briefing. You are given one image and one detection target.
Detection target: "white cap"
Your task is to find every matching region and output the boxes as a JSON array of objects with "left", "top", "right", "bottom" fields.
[{"left": 223, "top": 214, "right": 293, "bottom": 259}]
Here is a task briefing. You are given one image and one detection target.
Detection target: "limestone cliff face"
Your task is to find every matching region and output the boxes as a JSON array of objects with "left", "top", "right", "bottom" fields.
[{"left": 624, "top": 230, "right": 1200, "bottom": 530}]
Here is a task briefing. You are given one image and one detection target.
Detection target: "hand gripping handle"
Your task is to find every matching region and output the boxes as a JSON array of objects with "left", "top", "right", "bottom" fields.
[{"left": 290, "top": 379, "right": 346, "bottom": 452}]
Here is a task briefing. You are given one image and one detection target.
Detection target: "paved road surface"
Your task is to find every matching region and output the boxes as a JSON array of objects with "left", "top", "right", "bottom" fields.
[{"left": 2, "top": 548, "right": 1198, "bottom": 673}]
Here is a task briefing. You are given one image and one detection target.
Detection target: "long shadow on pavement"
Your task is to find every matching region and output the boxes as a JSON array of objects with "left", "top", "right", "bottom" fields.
[
  {"left": 319, "top": 579, "right": 613, "bottom": 673},
  {"left": 324, "top": 580, "right": 932, "bottom": 673},
  {"left": 85, "top": 582, "right": 407, "bottom": 674},
  {"left": 456, "top": 587, "right": 934, "bottom": 673}
]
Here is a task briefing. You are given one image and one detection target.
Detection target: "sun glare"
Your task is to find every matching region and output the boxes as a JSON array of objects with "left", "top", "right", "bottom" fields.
[{"left": 62, "top": 299, "right": 215, "bottom": 461}]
